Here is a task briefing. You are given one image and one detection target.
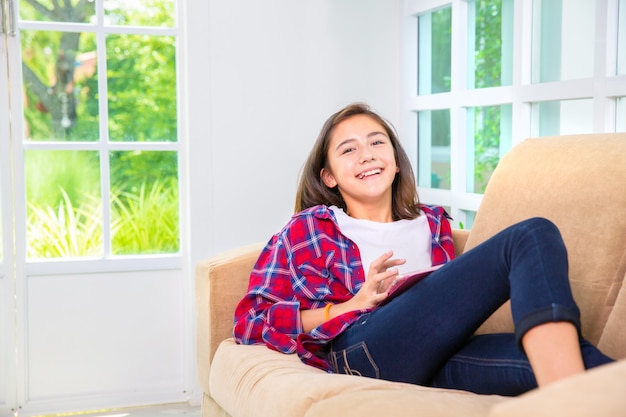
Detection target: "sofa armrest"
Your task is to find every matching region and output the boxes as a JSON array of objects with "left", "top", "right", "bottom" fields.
[
  {"left": 195, "top": 242, "right": 264, "bottom": 391},
  {"left": 452, "top": 229, "right": 470, "bottom": 256}
]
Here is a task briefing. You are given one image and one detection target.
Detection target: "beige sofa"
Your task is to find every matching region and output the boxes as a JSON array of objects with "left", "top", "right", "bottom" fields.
[{"left": 196, "top": 134, "right": 626, "bottom": 417}]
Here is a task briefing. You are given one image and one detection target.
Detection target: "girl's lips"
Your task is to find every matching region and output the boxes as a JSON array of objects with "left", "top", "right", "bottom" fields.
[{"left": 357, "top": 168, "right": 382, "bottom": 179}]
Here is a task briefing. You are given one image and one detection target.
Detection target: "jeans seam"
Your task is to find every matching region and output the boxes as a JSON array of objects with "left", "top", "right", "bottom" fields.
[
  {"left": 446, "top": 354, "right": 533, "bottom": 370},
  {"left": 330, "top": 341, "right": 380, "bottom": 379}
]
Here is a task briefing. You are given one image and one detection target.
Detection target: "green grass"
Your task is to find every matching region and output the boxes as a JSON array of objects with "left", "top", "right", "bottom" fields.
[
  {"left": 27, "top": 188, "right": 102, "bottom": 258},
  {"left": 26, "top": 179, "right": 179, "bottom": 259},
  {"left": 111, "top": 179, "right": 179, "bottom": 255}
]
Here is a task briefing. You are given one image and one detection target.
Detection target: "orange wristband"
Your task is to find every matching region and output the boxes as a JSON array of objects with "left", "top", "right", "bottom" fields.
[{"left": 324, "top": 303, "right": 332, "bottom": 321}]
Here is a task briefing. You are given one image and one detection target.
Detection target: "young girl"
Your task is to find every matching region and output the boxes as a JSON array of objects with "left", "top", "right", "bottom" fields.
[{"left": 233, "top": 103, "right": 613, "bottom": 395}]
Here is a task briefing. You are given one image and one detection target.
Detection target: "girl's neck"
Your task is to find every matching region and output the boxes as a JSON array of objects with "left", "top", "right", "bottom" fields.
[{"left": 345, "top": 203, "right": 394, "bottom": 223}]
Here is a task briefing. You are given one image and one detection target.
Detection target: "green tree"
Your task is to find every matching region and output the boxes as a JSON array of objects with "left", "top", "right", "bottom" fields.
[
  {"left": 473, "top": 0, "right": 503, "bottom": 193},
  {"left": 21, "top": 0, "right": 176, "bottom": 145},
  {"left": 21, "top": 0, "right": 95, "bottom": 139}
]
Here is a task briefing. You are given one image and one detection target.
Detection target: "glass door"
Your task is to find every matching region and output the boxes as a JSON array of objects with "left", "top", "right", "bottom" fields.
[{"left": 1, "top": 1, "right": 188, "bottom": 415}]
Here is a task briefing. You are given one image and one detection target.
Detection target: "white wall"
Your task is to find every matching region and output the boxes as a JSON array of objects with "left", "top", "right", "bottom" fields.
[{"left": 187, "top": 0, "right": 402, "bottom": 265}]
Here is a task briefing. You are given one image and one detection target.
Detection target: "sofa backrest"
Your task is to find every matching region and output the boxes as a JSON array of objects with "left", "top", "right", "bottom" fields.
[{"left": 464, "top": 134, "right": 626, "bottom": 351}]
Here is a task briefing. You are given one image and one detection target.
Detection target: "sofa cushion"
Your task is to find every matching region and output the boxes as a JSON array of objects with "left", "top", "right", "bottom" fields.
[
  {"left": 464, "top": 134, "right": 626, "bottom": 344},
  {"left": 487, "top": 359, "right": 626, "bottom": 417},
  {"left": 304, "top": 387, "right": 507, "bottom": 417},
  {"left": 210, "top": 338, "right": 507, "bottom": 417}
]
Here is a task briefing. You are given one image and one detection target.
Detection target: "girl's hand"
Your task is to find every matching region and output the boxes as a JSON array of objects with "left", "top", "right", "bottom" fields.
[{"left": 348, "top": 250, "right": 406, "bottom": 310}]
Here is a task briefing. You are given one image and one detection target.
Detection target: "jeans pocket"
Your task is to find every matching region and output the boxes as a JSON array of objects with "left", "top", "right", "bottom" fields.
[{"left": 329, "top": 341, "right": 380, "bottom": 379}]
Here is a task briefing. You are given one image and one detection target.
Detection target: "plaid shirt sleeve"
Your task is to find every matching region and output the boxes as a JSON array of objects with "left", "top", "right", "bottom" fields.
[
  {"left": 233, "top": 232, "right": 302, "bottom": 354},
  {"left": 422, "top": 204, "right": 456, "bottom": 264}
]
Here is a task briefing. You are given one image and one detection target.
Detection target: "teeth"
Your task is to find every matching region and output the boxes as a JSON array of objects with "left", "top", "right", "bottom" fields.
[{"left": 358, "top": 169, "right": 381, "bottom": 179}]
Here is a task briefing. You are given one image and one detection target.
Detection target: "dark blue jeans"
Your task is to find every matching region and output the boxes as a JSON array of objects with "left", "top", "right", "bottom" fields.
[{"left": 328, "top": 218, "right": 613, "bottom": 396}]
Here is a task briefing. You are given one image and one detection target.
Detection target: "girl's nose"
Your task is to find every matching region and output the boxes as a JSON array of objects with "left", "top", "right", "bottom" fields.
[{"left": 360, "top": 152, "right": 375, "bottom": 163}]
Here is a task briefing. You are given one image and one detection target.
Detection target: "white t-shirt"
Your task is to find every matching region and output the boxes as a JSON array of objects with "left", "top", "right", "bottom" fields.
[{"left": 330, "top": 206, "right": 432, "bottom": 275}]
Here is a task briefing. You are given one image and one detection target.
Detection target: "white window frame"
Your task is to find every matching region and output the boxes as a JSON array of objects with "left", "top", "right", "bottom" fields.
[
  {"left": 402, "top": 0, "right": 626, "bottom": 228},
  {"left": 12, "top": 0, "right": 186, "bottom": 275}
]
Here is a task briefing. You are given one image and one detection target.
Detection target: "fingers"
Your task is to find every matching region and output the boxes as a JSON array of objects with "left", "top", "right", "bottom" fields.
[
  {"left": 375, "top": 268, "right": 400, "bottom": 294},
  {"left": 370, "top": 250, "right": 406, "bottom": 272},
  {"left": 368, "top": 250, "right": 406, "bottom": 293}
]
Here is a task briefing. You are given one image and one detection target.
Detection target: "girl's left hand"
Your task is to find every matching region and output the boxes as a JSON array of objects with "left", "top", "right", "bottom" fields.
[{"left": 347, "top": 250, "right": 406, "bottom": 310}]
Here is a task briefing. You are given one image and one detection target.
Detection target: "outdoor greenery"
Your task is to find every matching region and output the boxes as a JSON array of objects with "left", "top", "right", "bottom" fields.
[
  {"left": 426, "top": 0, "right": 506, "bottom": 194},
  {"left": 19, "top": 0, "right": 179, "bottom": 258},
  {"left": 26, "top": 178, "right": 179, "bottom": 258},
  {"left": 472, "top": 0, "right": 506, "bottom": 193}
]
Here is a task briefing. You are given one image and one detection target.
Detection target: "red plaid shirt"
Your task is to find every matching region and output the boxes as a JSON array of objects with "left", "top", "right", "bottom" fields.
[{"left": 233, "top": 204, "right": 456, "bottom": 371}]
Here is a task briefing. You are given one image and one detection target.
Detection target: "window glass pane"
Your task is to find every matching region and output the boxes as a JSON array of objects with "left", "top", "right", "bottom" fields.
[
  {"left": 21, "top": 30, "right": 99, "bottom": 141},
  {"left": 26, "top": 151, "right": 102, "bottom": 259},
  {"left": 468, "top": 0, "right": 513, "bottom": 88},
  {"left": 104, "top": 0, "right": 175, "bottom": 27},
  {"left": 466, "top": 104, "right": 512, "bottom": 193},
  {"left": 531, "top": 99, "right": 593, "bottom": 136},
  {"left": 532, "top": 0, "right": 595, "bottom": 83},
  {"left": 418, "top": 110, "right": 450, "bottom": 190},
  {"left": 418, "top": 6, "right": 451, "bottom": 94},
  {"left": 461, "top": 210, "right": 476, "bottom": 230},
  {"left": 20, "top": 0, "right": 96, "bottom": 23},
  {"left": 110, "top": 151, "right": 179, "bottom": 255},
  {"left": 107, "top": 35, "right": 177, "bottom": 142},
  {"left": 617, "top": 97, "right": 626, "bottom": 132},
  {"left": 619, "top": 0, "right": 626, "bottom": 75}
]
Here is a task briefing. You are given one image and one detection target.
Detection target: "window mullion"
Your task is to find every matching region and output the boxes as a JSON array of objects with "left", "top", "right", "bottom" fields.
[
  {"left": 594, "top": 0, "right": 613, "bottom": 132},
  {"left": 449, "top": 0, "right": 467, "bottom": 198},
  {"left": 511, "top": 0, "right": 532, "bottom": 144},
  {"left": 94, "top": 3, "right": 113, "bottom": 258}
]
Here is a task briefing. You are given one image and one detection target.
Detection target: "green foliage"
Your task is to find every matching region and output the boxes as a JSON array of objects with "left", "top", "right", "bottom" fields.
[
  {"left": 111, "top": 179, "right": 179, "bottom": 255},
  {"left": 104, "top": 0, "right": 175, "bottom": 27},
  {"left": 27, "top": 189, "right": 102, "bottom": 258},
  {"left": 26, "top": 150, "right": 100, "bottom": 208},
  {"left": 431, "top": 7, "right": 452, "bottom": 93},
  {"left": 106, "top": 34, "right": 177, "bottom": 142},
  {"left": 110, "top": 151, "right": 178, "bottom": 194},
  {"left": 472, "top": 0, "right": 504, "bottom": 193},
  {"left": 27, "top": 180, "right": 179, "bottom": 258},
  {"left": 474, "top": 0, "right": 503, "bottom": 89},
  {"left": 472, "top": 106, "right": 502, "bottom": 193},
  {"left": 22, "top": 0, "right": 177, "bottom": 143}
]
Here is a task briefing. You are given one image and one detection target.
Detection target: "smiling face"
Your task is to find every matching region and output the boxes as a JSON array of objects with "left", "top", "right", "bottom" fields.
[{"left": 321, "top": 114, "right": 400, "bottom": 221}]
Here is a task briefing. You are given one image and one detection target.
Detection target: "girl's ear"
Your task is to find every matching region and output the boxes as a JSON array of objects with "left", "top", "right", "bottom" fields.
[{"left": 320, "top": 168, "right": 337, "bottom": 188}]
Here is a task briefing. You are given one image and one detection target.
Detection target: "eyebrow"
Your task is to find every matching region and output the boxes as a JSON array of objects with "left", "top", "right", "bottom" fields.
[{"left": 334, "top": 131, "right": 388, "bottom": 152}]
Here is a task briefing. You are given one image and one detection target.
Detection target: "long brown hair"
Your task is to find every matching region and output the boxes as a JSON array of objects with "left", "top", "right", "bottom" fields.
[{"left": 295, "top": 103, "right": 421, "bottom": 220}]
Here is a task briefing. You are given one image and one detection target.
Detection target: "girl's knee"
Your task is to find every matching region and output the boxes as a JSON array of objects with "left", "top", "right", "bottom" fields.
[
  {"left": 517, "top": 217, "right": 562, "bottom": 240},
  {"left": 521, "top": 217, "right": 556, "bottom": 231}
]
